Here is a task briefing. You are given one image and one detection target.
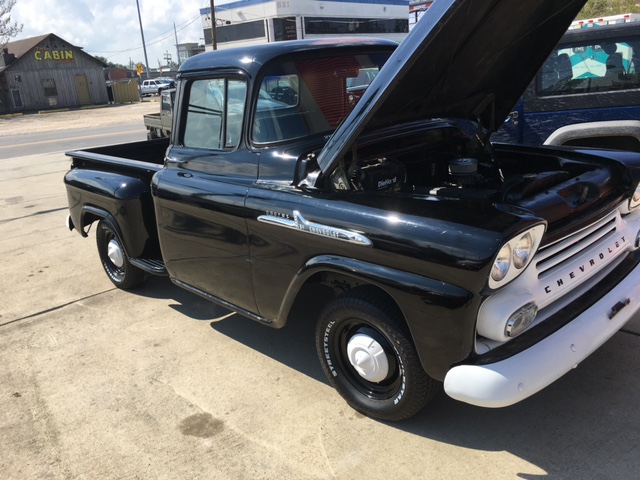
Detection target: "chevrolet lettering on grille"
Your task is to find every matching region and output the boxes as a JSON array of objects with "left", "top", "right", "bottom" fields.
[{"left": 542, "top": 235, "right": 627, "bottom": 295}]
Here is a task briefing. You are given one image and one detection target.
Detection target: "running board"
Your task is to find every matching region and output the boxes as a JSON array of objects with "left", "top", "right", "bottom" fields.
[
  {"left": 171, "top": 278, "right": 273, "bottom": 325},
  {"left": 130, "top": 257, "right": 168, "bottom": 275}
]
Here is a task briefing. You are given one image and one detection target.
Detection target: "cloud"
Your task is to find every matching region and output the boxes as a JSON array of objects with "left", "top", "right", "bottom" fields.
[{"left": 12, "top": 0, "right": 213, "bottom": 68}]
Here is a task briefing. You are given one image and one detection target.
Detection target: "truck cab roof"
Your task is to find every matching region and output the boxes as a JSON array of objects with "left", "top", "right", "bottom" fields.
[{"left": 178, "top": 38, "right": 398, "bottom": 78}]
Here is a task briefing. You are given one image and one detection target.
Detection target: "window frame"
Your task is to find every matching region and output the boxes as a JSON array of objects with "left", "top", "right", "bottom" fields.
[
  {"left": 178, "top": 75, "right": 247, "bottom": 151},
  {"left": 42, "top": 78, "right": 58, "bottom": 97},
  {"left": 535, "top": 38, "right": 639, "bottom": 98},
  {"left": 250, "top": 51, "right": 392, "bottom": 145},
  {"left": 523, "top": 28, "right": 640, "bottom": 114}
]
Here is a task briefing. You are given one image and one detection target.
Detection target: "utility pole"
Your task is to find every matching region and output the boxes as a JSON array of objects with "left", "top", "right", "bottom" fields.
[
  {"left": 174, "top": 22, "right": 180, "bottom": 67},
  {"left": 209, "top": 0, "right": 218, "bottom": 50},
  {"left": 135, "top": 0, "right": 151, "bottom": 78}
]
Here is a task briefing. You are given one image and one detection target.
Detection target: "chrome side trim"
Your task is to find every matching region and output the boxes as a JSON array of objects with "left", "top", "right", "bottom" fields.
[{"left": 257, "top": 210, "right": 372, "bottom": 247}]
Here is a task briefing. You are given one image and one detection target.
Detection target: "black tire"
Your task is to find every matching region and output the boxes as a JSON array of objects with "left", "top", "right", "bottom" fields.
[
  {"left": 316, "top": 288, "right": 438, "bottom": 421},
  {"left": 96, "top": 220, "right": 147, "bottom": 289}
]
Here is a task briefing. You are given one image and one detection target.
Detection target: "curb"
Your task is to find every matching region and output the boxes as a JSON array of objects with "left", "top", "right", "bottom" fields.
[
  {"left": 80, "top": 104, "right": 110, "bottom": 110},
  {"left": 0, "top": 113, "right": 24, "bottom": 119},
  {"left": 38, "top": 108, "right": 70, "bottom": 114}
]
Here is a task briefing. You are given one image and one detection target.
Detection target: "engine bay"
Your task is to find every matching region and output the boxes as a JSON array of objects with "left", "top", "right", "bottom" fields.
[{"left": 328, "top": 122, "right": 606, "bottom": 207}]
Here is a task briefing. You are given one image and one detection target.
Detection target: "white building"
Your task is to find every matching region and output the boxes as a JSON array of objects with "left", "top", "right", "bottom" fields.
[
  {"left": 409, "top": 1, "right": 434, "bottom": 30},
  {"left": 200, "top": 0, "right": 410, "bottom": 51},
  {"left": 177, "top": 42, "right": 205, "bottom": 64}
]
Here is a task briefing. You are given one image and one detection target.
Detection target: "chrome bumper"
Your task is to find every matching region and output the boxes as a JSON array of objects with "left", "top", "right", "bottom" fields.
[{"left": 444, "top": 259, "right": 640, "bottom": 407}]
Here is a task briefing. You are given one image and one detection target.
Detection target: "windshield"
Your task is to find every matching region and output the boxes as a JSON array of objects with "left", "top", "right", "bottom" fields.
[{"left": 252, "top": 52, "right": 392, "bottom": 144}]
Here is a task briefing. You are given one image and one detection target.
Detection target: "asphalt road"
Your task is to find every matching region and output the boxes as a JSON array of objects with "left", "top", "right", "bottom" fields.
[
  {"left": 0, "top": 101, "right": 156, "bottom": 159},
  {"left": 1, "top": 110, "right": 639, "bottom": 479},
  {"left": 0, "top": 124, "right": 147, "bottom": 159}
]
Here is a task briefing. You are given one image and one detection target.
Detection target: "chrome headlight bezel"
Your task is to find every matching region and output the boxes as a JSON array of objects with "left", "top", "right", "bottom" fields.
[{"left": 488, "top": 224, "right": 546, "bottom": 290}]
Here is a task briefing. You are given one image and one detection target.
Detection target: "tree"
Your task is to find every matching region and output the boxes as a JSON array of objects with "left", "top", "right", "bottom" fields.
[
  {"left": 0, "top": 0, "right": 22, "bottom": 49},
  {"left": 94, "top": 55, "right": 110, "bottom": 66},
  {"left": 94, "top": 55, "right": 134, "bottom": 71},
  {"left": 578, "top": 0, "right": 640, "bottom": 19}
]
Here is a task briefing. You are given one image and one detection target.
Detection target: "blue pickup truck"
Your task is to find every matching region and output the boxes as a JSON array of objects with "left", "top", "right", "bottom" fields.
[{"left": 492, "top": 21, "right": 640, "bottom": 151}]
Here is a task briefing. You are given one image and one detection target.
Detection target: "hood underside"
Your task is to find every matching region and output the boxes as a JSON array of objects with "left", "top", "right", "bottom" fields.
[{"left": 316, "top": 0, "right": 588, "bottom": 173}]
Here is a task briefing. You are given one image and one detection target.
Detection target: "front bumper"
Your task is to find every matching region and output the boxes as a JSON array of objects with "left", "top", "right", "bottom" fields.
[
  {"left": 443, "top": 257, "right": 640, "bottom": 407},
  {"left": 66, "top": 214, "right": 75, "bottom": 231}
]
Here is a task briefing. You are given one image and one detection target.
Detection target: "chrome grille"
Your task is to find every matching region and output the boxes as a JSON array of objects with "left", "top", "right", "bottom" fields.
[{"left": 535, "top": 210, "right": 619, "bottom": 279}]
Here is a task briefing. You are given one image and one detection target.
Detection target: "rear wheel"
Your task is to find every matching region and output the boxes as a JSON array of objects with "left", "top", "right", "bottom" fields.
[
  {"left": 316, "top": 288, "right": 438, "bottom": 421},
  {"left": 96, "top": 220, "right": 147, "bottom": 289}
]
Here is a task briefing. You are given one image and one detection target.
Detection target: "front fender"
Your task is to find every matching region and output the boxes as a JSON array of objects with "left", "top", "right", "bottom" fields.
[{"left": 276, "top": 254, "right": 476, "bottom": 380}]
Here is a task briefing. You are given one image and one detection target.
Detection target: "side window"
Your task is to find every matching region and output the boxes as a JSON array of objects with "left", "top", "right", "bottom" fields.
[
  {"left": 42, "top": 78, "right": 57, "bottom": 97},
  {"left": 182, "top": 78, "right": 246, "bottom": 150},
  {"left": 538, "top": 36, "right": 640, "bottom": 96}
]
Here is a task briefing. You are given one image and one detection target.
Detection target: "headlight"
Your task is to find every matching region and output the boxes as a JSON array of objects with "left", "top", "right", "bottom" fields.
[
  {"left": 629, "top": 183, "right": 640, "bottom": 211},
  {"left": 491, "top": 244, "right": 511, "bottom": 282},
  {"left": 489, "top": 224, "right": 546, "bottom": 289},
  {"left": 513, "top": 232, "right": 533, "bottom": 269}
]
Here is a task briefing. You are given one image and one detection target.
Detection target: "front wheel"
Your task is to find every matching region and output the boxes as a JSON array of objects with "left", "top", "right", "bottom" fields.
[
  {"left": 316, "top": 288, "right": 438, "bottom": 421},
  {"left": 96, "top": 220, "right": 147, "bottom": 289}
]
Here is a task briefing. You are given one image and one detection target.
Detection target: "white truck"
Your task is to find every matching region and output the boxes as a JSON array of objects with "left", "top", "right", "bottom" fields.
[{"left": 139, "top": 78, "right": 174, "bottom": 97}]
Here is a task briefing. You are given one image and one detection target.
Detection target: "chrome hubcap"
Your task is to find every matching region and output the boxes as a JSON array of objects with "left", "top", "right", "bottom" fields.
[
  {"left": 346, "top": 333, "right": 390, "bottom": 383},
  {"left": 107, "top": 239, "right": 124, "bottom": 268}
]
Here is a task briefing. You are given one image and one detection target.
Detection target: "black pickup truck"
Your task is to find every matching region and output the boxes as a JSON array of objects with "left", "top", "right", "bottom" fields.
[{"left": 64, "top": 0, "right": 640, "bottom": 421}]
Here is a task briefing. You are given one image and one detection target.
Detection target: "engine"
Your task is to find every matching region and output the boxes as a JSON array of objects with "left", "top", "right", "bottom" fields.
[{"left": 328, "top": 123, "right": 592, "bottom": 205}]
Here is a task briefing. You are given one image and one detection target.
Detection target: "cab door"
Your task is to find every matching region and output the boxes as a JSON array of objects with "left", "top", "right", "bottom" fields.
[{"left": 152, "top": 76, "right": 259, "bottom": 313}]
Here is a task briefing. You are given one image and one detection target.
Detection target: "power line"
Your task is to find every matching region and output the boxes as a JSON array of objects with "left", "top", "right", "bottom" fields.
[{"left": 86, "top": 13, "right": 202, "bottom": 60}]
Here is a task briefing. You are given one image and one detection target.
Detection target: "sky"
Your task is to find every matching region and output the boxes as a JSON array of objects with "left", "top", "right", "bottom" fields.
[{"left": 11, "top": 0, "right": 230, "bottom": 68}]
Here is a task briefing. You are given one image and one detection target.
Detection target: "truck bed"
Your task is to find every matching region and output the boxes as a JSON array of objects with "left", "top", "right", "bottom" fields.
[
  {"left": 143, "top": 113, "right": 163, "bottom": 129},
  {"left": 64, "top": 137, "right": 170, "bottom": 271},
  {"left": 66, "top": 137, "right": 169, "bottom": 173}
]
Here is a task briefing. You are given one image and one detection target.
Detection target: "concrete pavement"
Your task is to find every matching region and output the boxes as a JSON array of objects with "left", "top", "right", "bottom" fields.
[{"left": 1, "top": 151, "right": 639, "bottom": 479}]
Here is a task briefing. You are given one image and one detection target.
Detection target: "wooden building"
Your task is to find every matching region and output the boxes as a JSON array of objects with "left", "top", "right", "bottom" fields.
[{"left": 0, "top": 33, "right": 109, "bottom": 114}]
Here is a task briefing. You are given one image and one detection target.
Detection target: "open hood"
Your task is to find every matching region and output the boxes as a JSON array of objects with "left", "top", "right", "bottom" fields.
[{"left": 316, "top": 0, "right": 588, "bottom": 174}]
